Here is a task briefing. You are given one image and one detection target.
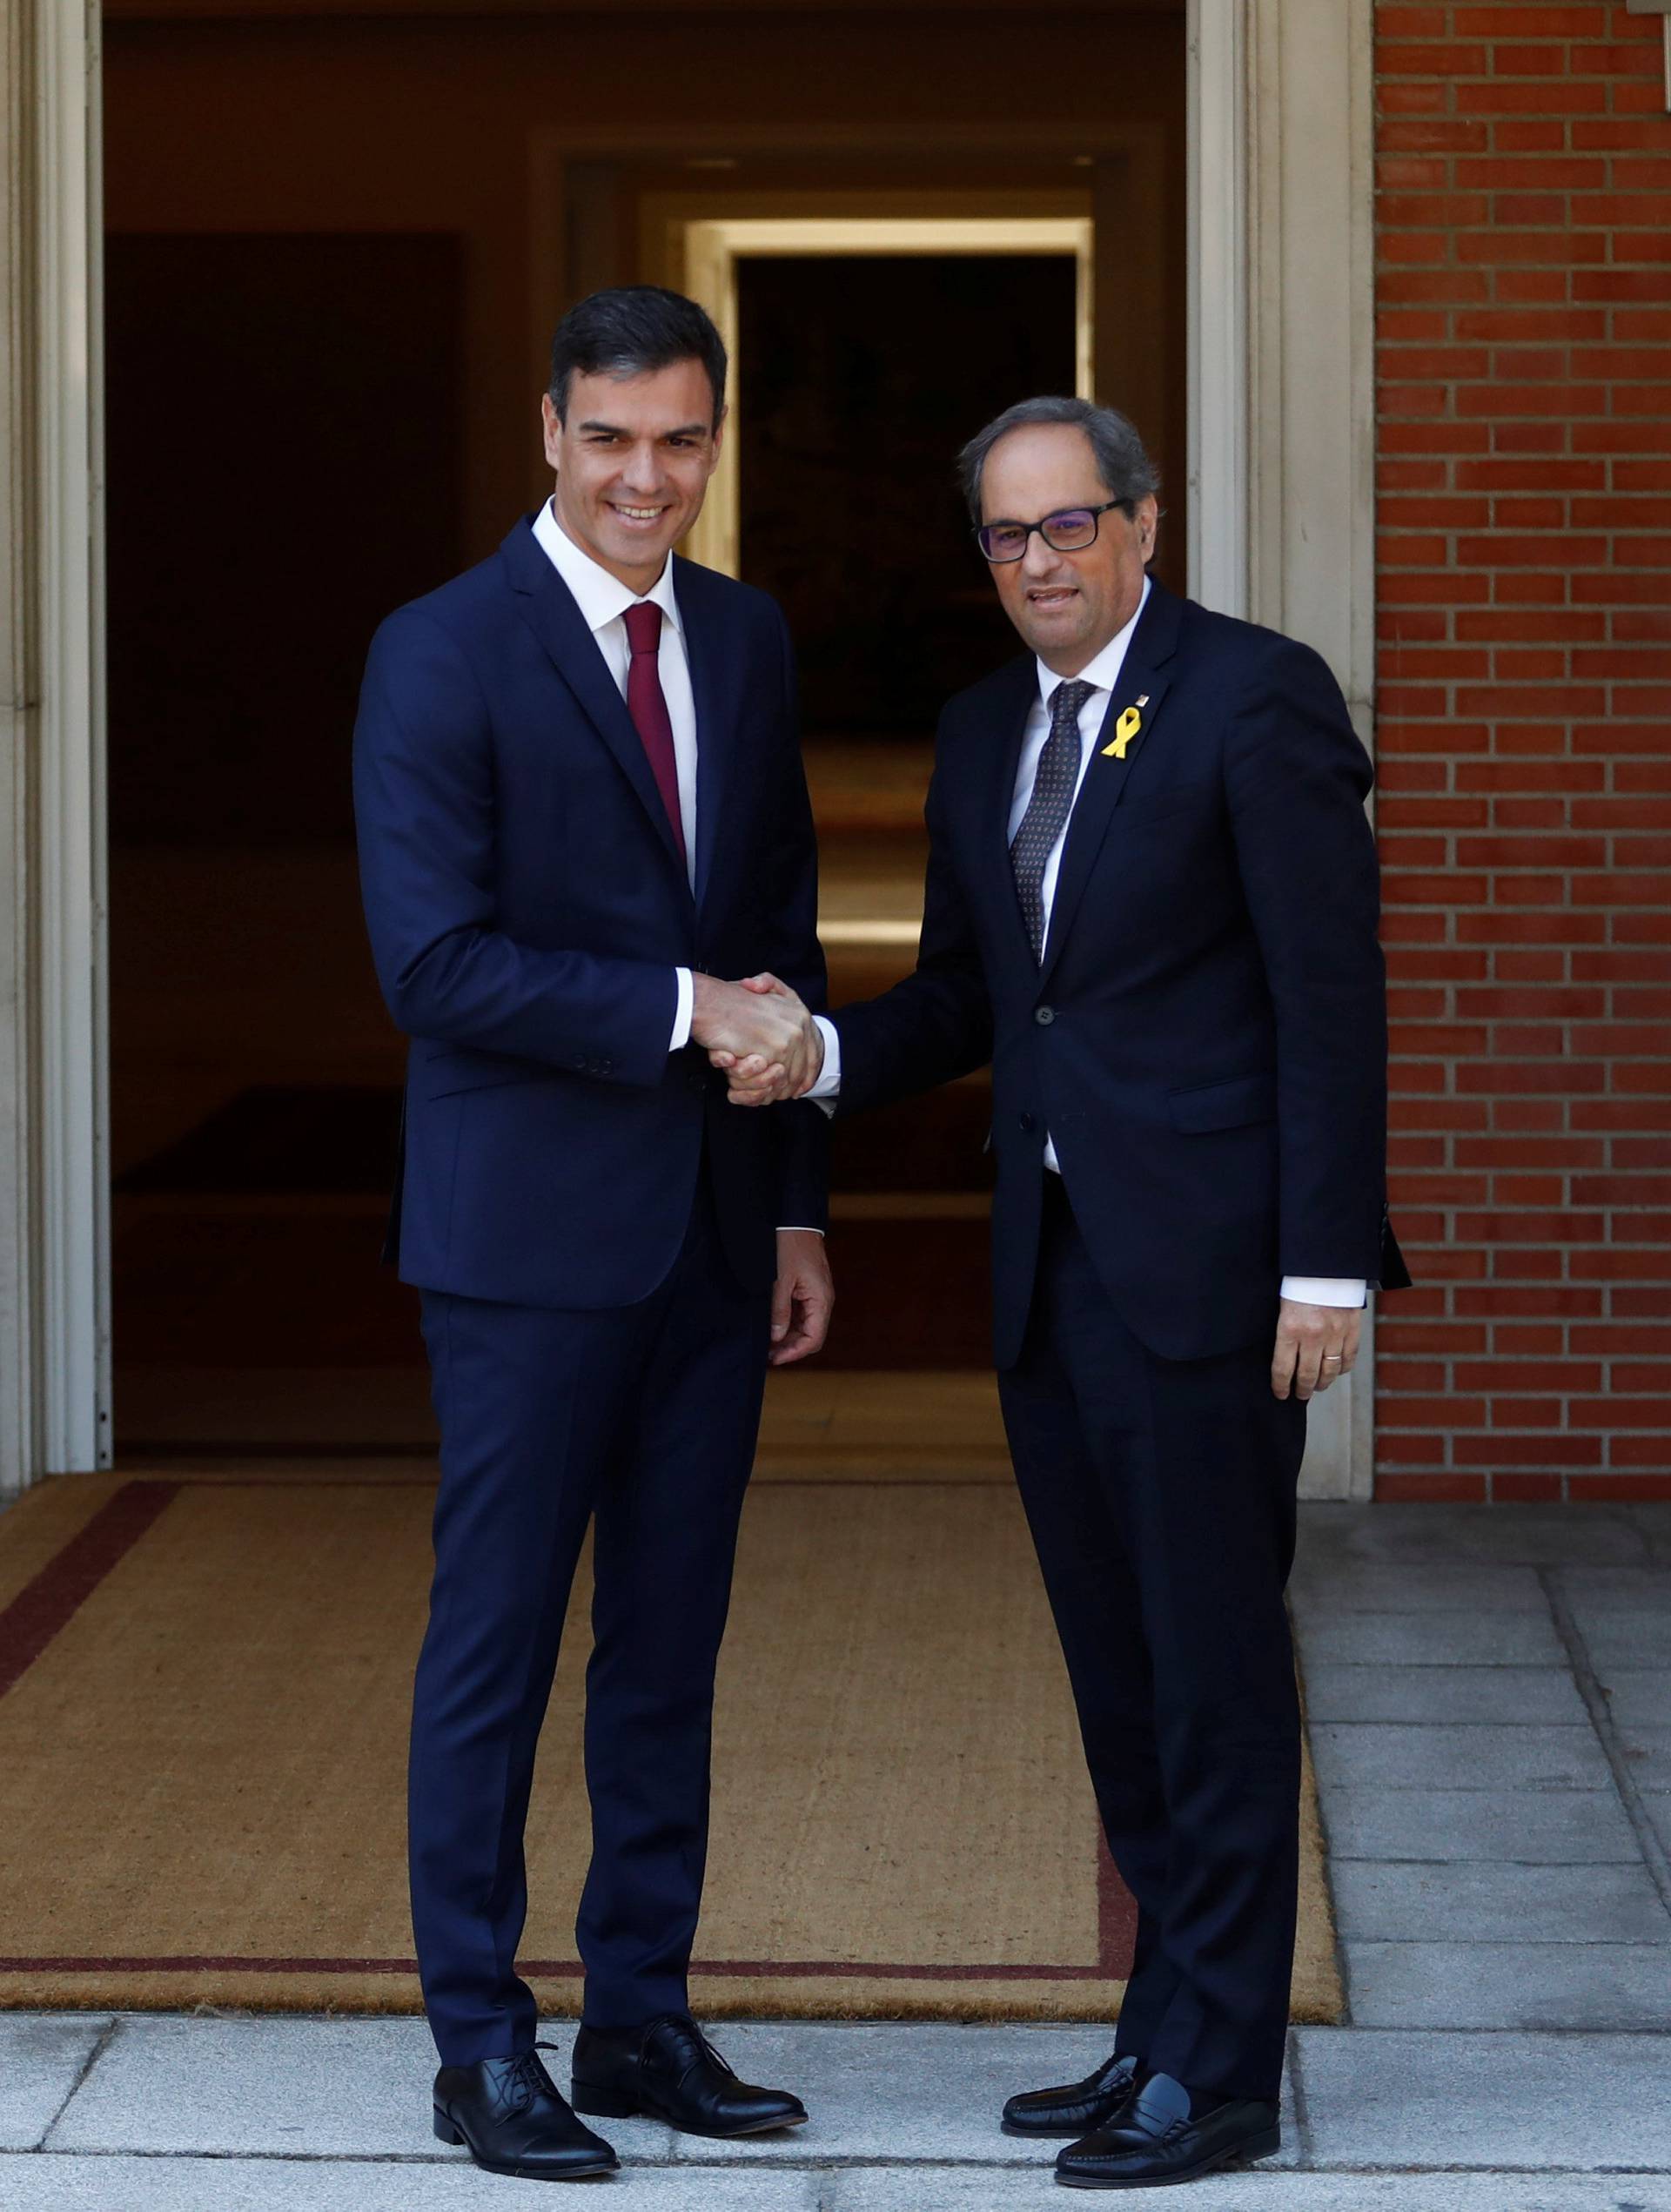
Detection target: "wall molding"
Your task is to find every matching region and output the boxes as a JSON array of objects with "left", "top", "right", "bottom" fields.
[{"left": 0, "top": 0, "right": 110, "bottom": 1492}]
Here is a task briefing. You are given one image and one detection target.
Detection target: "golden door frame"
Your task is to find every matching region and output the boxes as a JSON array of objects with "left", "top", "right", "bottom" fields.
[{"left": 641, "top": 202, "right": 1095, "bottom": 577}]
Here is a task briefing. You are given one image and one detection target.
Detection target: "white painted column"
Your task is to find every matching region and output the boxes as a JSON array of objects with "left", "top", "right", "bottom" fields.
[
  {"left": 0, "top": 0, "right": 111, "bottom": 1493},
  {"left": 1190, "top": 0, "right": 1378, "bottom": 1500}
]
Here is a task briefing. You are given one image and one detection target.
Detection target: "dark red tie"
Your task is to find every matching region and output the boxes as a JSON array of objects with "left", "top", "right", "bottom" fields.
[{"left": 622, "top": 601, "right": 687, "bottom": 868}]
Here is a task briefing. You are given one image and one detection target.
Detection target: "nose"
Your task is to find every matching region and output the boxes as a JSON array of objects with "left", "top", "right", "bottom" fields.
[
  {"left": 620, "top": 440, "right": 664, "bottom": 494},
  {"left": 1021, "top": 531, "right": 1064, "bottom": 582}
]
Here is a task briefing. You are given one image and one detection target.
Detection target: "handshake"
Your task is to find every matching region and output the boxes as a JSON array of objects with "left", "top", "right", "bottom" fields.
[{"left": 691, "top": 973, "right": 822, "bottom": 1106}]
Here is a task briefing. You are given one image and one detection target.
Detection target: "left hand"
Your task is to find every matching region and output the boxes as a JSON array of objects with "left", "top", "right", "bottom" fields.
[
  {"left": 1271, "top": 1299, "right": 1361, "bottom": 1401},
  {"left": 769, "top": 1229, "right": 834, "bottom": 1367}
]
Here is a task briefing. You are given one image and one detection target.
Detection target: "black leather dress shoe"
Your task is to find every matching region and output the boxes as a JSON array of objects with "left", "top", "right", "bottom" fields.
[
  {"left": 1056, "top": 2072, "right": 1279, "bottom": 2189},
  {"left": 433, "top": 2047, "right": 618, "bottom": 2181},
  {"left": 571, "top": 2014, "right": 808, "bottom": 2138},
  {"left": 1003, "top": 2049, "right": 1141, "bottom": 2139}
]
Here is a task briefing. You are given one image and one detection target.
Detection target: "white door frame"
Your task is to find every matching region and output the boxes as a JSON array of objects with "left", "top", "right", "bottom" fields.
[
  {"left": 3, "top": 0, "right": 110, "bottom": 1492},
  {"left": 8, "top": 0, "right": 1375, "bottom": 1498},
  {"left": 1190, "top": 0, "right": 1379, "bottom": 1497}
]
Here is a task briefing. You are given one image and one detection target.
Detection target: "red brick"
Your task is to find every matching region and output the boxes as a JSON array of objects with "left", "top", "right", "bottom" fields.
[
  {"left": 1379, "top": 112, "right": 1493, "bottom": 149},
  {"left": 1375, "top": 1474, "right": 1489, "bottom": 1502},
  {"left": 1378, "top": 3, "right": 1450, "bottom": 35},
  {"left": 1450, "top": 8, "right": 1607, "bottom": 35},
  {"left": 1453, "top": 1433, "right": 1604, "bottom": 1466},
  {"left": 1455, "top": 79, "right": 1609, "bottom": 115},
  {"left": 1385, "top": 43, "right": 1492, "bottom": 77},
  {"left": 1493, "top": 122, "right": 1574, "bottom": 154},
  {"left": 1493, "top": 272, "right": 1575, "bottom": 306},
  {"left": 1495, "top": 1475, "right": 1567, "bottom": 1502}
]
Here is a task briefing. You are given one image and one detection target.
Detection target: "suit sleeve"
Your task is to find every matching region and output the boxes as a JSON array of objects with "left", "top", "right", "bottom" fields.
[
  {"left": 352, "top": 607, "right": 678, "bottom": 1087},
  {"left": 1224, "top": 638, "right": 1390, "bottom": 1281},
  {"left": 755, "top": 606, "right": 830, "bottom": 1231},
  {"left": 830, "top": 713, "right": 995, "bottom": 1116}
]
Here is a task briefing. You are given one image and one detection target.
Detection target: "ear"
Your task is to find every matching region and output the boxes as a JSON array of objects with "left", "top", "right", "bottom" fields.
[{"left": 540, "top": 393, "right": 564, "bottom": 470}]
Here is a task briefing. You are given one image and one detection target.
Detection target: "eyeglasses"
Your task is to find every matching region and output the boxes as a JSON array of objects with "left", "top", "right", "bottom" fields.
[{"left": 975, "top": 500, "right": 1129, "bottom": 564}]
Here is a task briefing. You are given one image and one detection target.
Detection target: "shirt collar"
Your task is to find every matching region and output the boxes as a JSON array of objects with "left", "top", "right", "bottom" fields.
[
  {"left": 1033, "top": 574, "right": 1151, "bottom": 712},
  {"left": 532, "top": 496, "right": 682, "bottom": 637}
]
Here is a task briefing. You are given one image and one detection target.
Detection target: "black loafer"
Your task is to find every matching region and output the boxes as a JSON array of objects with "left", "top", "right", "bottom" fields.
[
  {"left": 433, "top": 2047, "right": 618, "bottom": 2181},
  {"left": 572, "top": 2013, "right": 807, "bottom": 2139},
  {"left": 1056, "top": 2072, "right": 1279, "bottom": 2189},
  {"left": 1003, "top": 2049, "right": 1140, "bottom": 2139}
]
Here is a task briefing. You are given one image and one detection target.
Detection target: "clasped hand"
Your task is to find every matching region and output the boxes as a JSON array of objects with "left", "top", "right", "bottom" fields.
[{"left": 691, "top": 973, "right": 822, "bottom": 1104}]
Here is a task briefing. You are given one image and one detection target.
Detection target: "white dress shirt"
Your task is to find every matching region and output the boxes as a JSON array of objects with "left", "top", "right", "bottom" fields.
[
  {"left": 532, "top": 498, "right": 698, "bottom": 1051},
  {"left": 809, "top": 576, "right": 1365, "bottom": 1308},
  {"left": 534, "top": 500, "right": 822, "bottom": 1240}
]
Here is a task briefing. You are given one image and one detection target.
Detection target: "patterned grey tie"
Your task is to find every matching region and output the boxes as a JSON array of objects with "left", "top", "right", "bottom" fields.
[{"left": 1010, "top": 679, "right": 1095, "bottom": 963}]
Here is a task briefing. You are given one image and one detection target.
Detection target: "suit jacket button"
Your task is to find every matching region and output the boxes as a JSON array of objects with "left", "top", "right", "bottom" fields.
[
  {"left": 1035, "top": 1005, "right": 1055, "bottom": 1026},
  {"left": 1019, "top": 1112, "right": 1037, "bottom": 1133}
]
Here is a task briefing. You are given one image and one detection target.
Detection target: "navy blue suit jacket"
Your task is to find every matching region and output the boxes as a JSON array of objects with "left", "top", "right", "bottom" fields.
[
  {"left": 353, "top": 515, "right": 828, "bottom": 1309},
  {"left": 831, "top": 579, "right": 1406, "bottom": 1367}
]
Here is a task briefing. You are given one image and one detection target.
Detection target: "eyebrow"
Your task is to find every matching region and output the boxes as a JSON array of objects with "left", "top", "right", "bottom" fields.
[{"left": 576, "top": 420, "right": 711, "bottom": 439}]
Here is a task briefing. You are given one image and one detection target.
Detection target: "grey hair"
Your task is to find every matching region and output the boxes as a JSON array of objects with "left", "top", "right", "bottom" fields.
[{"left": 957, "top": 395, "right": 1158, "bottom": 522}]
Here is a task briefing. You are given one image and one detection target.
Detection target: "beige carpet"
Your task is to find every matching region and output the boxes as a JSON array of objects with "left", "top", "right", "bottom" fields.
[{"left": 0, "top": 1468, "right": 1342, "bottom": 2022}]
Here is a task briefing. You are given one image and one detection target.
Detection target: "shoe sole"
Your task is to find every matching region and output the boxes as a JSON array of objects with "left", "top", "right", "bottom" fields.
[
  {"left": 1054, "top": 2127, "right": 1282, "bottom": 2189},
  {"left": 1003, "top": 2119, "right": 1126, "bottom": 2140},
  {"left": 433, "top": 2108, "right": 618, "bottom": 2181},
  {"left": 571, "top": 2085, "right": 808, "bottom": 2138}
]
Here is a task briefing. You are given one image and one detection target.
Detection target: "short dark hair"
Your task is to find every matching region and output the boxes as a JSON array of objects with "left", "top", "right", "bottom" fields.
[
  {"left": 957, "top": 395, "right": 1158, "bottom": 522},
  {"left": 547, "top": 286, "right": 728, "bottom": 429}
]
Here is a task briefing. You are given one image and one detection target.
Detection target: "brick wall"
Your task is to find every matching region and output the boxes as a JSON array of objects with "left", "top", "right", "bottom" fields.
[{"left": 1374, "top": 1, "right": 1671, "bottom": 1501}]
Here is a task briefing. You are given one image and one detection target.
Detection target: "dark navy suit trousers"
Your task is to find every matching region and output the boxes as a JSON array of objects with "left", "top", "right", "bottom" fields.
[
  {"left": 408, "top": 1173, "right": 770, "bottom": 2064},
  {"left": 999, "top": 1176, "right": 1307, "bottom": 2106}
]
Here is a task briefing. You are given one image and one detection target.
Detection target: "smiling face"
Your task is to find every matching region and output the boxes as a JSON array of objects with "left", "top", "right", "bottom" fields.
[
  {"left": 541, "top": 358, "right": 724, "bottom": 592},
  {"left": 978, "top": 423, "right": 1158, "bottom": 675}
]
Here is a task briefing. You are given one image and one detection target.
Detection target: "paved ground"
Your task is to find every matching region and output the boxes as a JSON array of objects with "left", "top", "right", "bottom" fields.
[{"left": 3, "top": 1502, "right": 1669, "bottom": 2209}]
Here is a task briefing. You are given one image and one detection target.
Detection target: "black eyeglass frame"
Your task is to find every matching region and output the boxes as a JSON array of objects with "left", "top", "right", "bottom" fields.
[{"left": 973, "top": 497, "right": 1131, "bottom": 564}]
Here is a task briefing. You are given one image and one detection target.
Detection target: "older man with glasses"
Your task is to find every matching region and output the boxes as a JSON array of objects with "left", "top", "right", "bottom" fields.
[{"left": 715, "top": 396, "right": 1406, "bottom": 2191}]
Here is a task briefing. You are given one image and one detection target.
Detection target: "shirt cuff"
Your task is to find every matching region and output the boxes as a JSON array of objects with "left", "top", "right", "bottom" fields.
[
  {"left": 805, "top": 1016, "right": 842, "bottom": 1100},
  {"left": 775, "top": 1227, "right": 826, "bottom": 1236},
  {"left": 668, "top": 967, "right": 694, "bottom": 1053},
  {"left": 1281, "top": 1275, "right": 1367, "bottom": 1308}
]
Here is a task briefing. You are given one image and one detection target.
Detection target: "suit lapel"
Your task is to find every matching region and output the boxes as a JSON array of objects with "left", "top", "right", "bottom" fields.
[
  {"left": 674, "top": 556, "right": 740, "bottom": 915},
  {"left": 1036, "top": 581, "right": 1183, "bottom": 993},
  {"left": 981, "top": 657, "right": 1046, "bottom": 977},
  {"left": 500, "top": 517, "right": 690, "bottom": 893}
]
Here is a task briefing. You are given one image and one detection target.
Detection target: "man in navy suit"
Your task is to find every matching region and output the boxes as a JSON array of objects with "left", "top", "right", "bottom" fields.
[
  {"left": 354, "top": 287, "right": 830, "bottom": 2182},
  {"left": 719, "top": 397, "right": 1406, "bottom": 2190}
]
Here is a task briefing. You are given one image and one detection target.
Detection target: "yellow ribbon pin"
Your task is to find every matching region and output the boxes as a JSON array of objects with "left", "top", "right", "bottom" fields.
[{"left": 1104, "top": 704, "right": 1143, "bottom": 760}]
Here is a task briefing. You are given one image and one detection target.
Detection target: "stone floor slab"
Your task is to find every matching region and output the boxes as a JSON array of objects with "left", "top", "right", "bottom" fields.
[
  {"left": 1567, "top": 1610, "right": 1671, "bottom": 1671},
  {"left": 1345, "top": 1941, "right": 1671, "bottom": 2029},
  {"left": 1304, "top": 1664, "right": 1587, "bottom": 1725},
  {"left": 44, "top": 2017, "right": 679, "bottom": 2162},
  {"left": 1289, "top": 1563, "right": 1549, "bottom": 1614},
  {"left": 1558, "top": 1568, "right": 1671, "bottom": 1608},
  {"left": 0, "top": 2155, "right": 813, "bottom": 2209},
  {"left": 1323, "top": 1787, "right": 1644, "bottom": 1864},
  {"left": 1297, "top": 1504, "right": 1648, "bottom": 1569},
  {"left": 1610, "top": 1728, "right": 1671, "bottom": 1792},
  {"left": 1331, "top": 1860, "right": 1671, "bottom": 1944},
  {"left": 1597, "top": 1671, "right": 1671, "bottom": 1731},
  {"left": 1297, "top": 2026, "right": 1671, "bottom": 2173},
  {"left": 1310, "top": 1724, "right": 1612, "bottom": 1794},
  {"left": 659, "top": 2023, "right": 1308, "bottom": 2169},
  {"left": 1296, "top": 1611, "right": 1567, "bottom": 1667},
  {"left": 0, "top": 2019, "right": 111, "bottom": 2154},
  {"left": 667, "top": 2021, "right": 1091, "bottom": 2168},
  {"left": 834, "top": 2173, "right": 1671, "bottom": 2210}
]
